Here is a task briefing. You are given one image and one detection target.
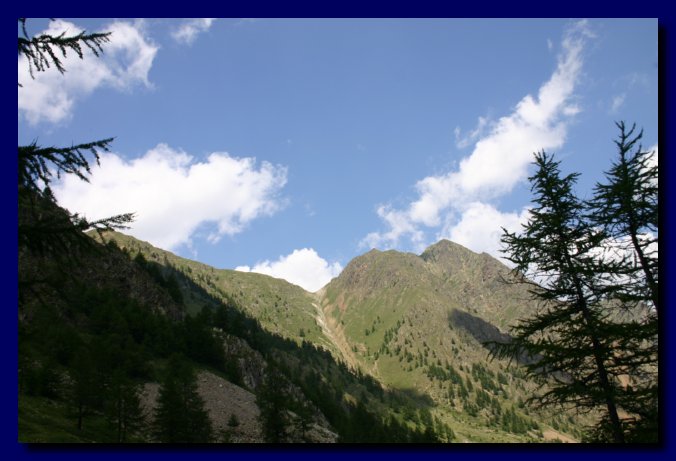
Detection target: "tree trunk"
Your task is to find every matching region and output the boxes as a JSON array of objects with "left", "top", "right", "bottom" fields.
[{"left": 630, "top": 230, "right": 658, "bottom": 314}]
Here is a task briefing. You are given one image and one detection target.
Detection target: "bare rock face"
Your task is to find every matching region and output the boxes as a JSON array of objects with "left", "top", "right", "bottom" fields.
[
  {"left": 219, "top": 333, "right": 339, "bottom": 443},
  {"left": 139, "top": 330, "right": 339, "bottom": 444},
  {"left": 140, "top": 369, "right": 339, "bottom": 444},
  {"left": 220, "top": 332, "right": 268, "bottom": 391},
  {"left": 195, "top": 371, "right": 264, "bottom": 443}
]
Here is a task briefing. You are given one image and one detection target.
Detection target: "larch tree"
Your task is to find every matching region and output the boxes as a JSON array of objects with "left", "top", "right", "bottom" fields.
[
  {"left": 586, "top": 122, "right": 658, "bottom": 442},
  {"left": 153, "top": 354, "right": 213, "bottom": 443},
  {"left": 18, "top": 18, "right": 134, "bottom": 270},
  {"left": 494, "top": 151, "right": 626, "bottom": 443},
  {"left": 257, "top": 369, "right": 291, "bottom": 442},
  {"left": 493, "top": 122, "right": 658, "bottom": 443},
  {"left": 106, "top": 370, "right": 146, "bottom": 442},
  {"left": 588, "top": 122, "right": 658, "bottom": 312}
]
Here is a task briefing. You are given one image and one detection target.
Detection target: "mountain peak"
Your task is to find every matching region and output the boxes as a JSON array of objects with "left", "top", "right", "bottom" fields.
[{"left": 420, "top": 239, "right": 477, "bottom": 262}]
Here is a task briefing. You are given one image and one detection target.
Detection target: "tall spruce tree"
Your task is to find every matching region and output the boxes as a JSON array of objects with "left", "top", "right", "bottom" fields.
[{"left": 494, "top": 151, "right": 626, "bottom": 443}]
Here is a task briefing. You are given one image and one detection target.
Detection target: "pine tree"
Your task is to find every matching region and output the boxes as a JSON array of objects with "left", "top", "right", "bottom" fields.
[
  {"left": 493, "top": 151, "right": 626, "bottom": 442},
  {"left": 153, "top": 355, "right": 213, "bottom": 443}
]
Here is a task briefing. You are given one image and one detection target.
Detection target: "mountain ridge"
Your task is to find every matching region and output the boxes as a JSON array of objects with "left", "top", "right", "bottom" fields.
[{"left": 21, "top": 224, "right": 586, "bottom": 443}]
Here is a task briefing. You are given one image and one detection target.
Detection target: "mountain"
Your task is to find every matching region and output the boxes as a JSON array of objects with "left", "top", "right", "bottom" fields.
[
  {"left": 101, "top": 233, "right": 587, "bottom": 442},
  {"left": 19, "top": 220, "right": 587, "bottom": 443},
  {"left": 318, "top": 240, "right": 584, "bottom": 441},
  {"left": 89, "top": 231, "right": 339, "bottom": 355}
]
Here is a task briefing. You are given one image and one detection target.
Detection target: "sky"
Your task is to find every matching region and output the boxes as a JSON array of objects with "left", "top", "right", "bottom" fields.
[{"left": 18, "top": 18, "right": 658, "bottom": 293}]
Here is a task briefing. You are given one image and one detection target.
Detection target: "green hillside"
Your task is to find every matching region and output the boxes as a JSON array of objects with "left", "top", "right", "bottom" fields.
[
  {"left": 98, "top": 232, "right": 585, "bottom": 442},
  {"left": 320, "top": 240, "right": 584, "bottom": 442},
  {"left": 92, "top": 231, "right": 337, "bottom": 355},
  {"left": 20, "top": 219, "right": 457, "bottom": 443},
  {"left": 20, "top": 220, "right": 586, "bottom": 443}
]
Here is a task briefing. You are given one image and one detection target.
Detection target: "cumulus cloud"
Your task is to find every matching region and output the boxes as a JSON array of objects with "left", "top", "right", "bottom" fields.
[
  {"left": 591, "top": 234, "right": 658, "bottom": 268},
  {"left": 18, "top": 20, "right": 158, "bottom": 125},
  {"left": 235, "top": 248, "right": 343, "bottom": 292},
  {"left": 171, "top": 19, "right": 216, "bottom": 45},
  {"left": 361, "top": 20, "right": 593, "bottom": 256},
  {"left": 361, "top": 205, "right": 426, "bottom": 252},
  {"left": 52, "top": 144, "right": 288, "bottom": 251},
  {"left": 438, "top": 202, "right": 531, "bottom": 260}
]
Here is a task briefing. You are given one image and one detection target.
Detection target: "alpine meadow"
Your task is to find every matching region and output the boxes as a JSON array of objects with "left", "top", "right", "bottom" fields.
[{"left": 18, "top": 18, "right": 658, "bottom": 443}]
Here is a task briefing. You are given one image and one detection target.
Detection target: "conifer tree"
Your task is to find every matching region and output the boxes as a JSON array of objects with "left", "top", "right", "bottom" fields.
[
  {"left": 69, "top": 347, "right": 97, "bottom": 431},
  {"left": 493, "top": 128, "right": 659, "bottom": 442},
  {"left": 227, "top": 413, "right": 240, "bottom": 428},
  {"left": 293, "top": 399, "right": 314, "bottom": 441},
  {"left": 256, "top": 370, "right": 290, "bottom": 442},
  {"left": 153, "top": 354, "right": 213, "bottom": 443},
  {"left": 588, "top": 122, "right": 658, "bottom": 312},
  {"left": 586, "top": 122, "right": 658, "bottom": 442},
  {"left": 494, "top": 151, "right": 626, "bottom": 443},
  {"left": 18, "top": 19, "right": 133, "bottom": 264},
  {"left": 107, "top": 370, "right": 146, "bottom": 442}
]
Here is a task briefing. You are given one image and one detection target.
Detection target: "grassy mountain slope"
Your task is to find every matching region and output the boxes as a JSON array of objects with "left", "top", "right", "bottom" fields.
[
  {"left": 20, "top": 216, "right": 451, "bottom": 443},
  {"left": 19, "top": 205, "right": 587, "bottom": 443},
  {"left": 320, "top": 240, "right": 584, "bottom": 441},
  {"left": 103, "top": 233, "right": 585, "bottom": 442},
  {"left": 92, "top": 231, "right": 336, "bottom": 355}
]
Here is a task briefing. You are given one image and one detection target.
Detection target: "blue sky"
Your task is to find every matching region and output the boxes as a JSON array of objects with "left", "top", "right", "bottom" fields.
[{"left": 18, "top": 18, "right": 658, "bottom": 292}]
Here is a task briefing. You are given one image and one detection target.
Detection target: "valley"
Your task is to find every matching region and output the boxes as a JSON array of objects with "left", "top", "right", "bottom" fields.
[{"left": 19, "top": 226, "right": 592, "bottom": 443}]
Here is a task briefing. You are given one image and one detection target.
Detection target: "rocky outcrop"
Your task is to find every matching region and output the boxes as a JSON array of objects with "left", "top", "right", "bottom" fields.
[
  {"left": 220, "top": 332, "right": 268, "bottom": 391},
  {"left": 218, "top": 332, "right": 338, "bottom": 442}
]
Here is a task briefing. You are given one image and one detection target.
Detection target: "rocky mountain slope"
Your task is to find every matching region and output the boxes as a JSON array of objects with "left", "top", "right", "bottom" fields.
[
  {"left": 20, "top": 221, "right": 587, "bottom": 443},
  {"left": 95, "top": 232, "right": 585, "bottom": 442}
]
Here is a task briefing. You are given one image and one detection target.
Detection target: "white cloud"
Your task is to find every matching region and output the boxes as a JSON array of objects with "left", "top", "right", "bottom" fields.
[
  {"left": 610, "top": 93, "right": 626, "bottom": 113},
  {"left": 18, "top": 19, "right": 158, "bottom": 125},
  {"left": 627, "top": 72, "right": 650, "bottom": 88},
  {"left": 235, "top": 248, "right": 343, "bottom": 292},
  {"left": 361, "top": 20, "right": 592, "bottom": 256},
  {"left": 52, "top": 143, "right": 288, "bottom": 251},
  {"left": 646, "top": 144, "right": 658, "bottom": 170},
  {"left": 361, "top": 205, "right": 426, "bottom": 250},
  {"left": 454, "top": 116, "right": 489, "bottom": 149},
  {"left": 438, "top": 202, "right": 531, "bottom": 261},
  {"left": 171, "top": 19, "right": 216, "bottom": 45},
  {"left": 590, "top": 234, "right": 657, "bottom": 268}
]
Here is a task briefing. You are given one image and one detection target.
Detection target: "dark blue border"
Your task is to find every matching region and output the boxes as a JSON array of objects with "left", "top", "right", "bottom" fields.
[{"left": 8, "top": 2, "right": 674, "bottom": 460}]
